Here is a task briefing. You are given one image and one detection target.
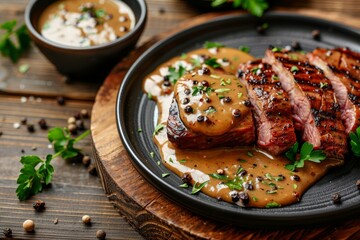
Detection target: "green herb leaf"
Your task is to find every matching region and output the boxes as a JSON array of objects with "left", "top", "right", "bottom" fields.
[
  {"left": 209, "top": 173, "right": 229, "bottom": 180},
  {"left": 211, "top": 0, "right": 268, "bottom": 17},
  {"left": 214, "top": 88, "right": 230, "bottom": 93},
  {"left": 180, "top": 53, "right": 187, "bottom": 59},
  {"left": 205, "top": 58, "right": 221, "bottom": 68},
  {"left": 239, "top": 45, "right": 250, "bottom": 53},
  {"left": 247, "top": 151, "right": 254, "bottom": 157},
  {"left": 203, "top": 41, "right": 224, "bottom": 49},
  {"left": 265, "top": 201, "right": 281, "bottom": 208},
  {"left": 180, "top": 183, "right": 189, "bottom": 188},
  {"left": 0, "top": 21, "right": 31, "bottom": 63},
  {"left": 18, "top": 63, "right": 30, "bottom": 73},
  {"left": 167, "top": 65, "right": 186, "bottom": 84},
  {"left": 271, "top": 47, "right": 282, "bottom": 52},
  {"left": 319, "top": 82, "right": 328, "bottom": 89},
  {"left": 153, "top": 123, "right": 165, "bottom": 136},
  {"left": 291, "top": 66, "right": 299, "bottom": 72},
  {"left": 204, "top": 106, "right": 216, "bottom": 114},
  {"left": 162, "top": 173, "right": 170, "bottom": 178},
  {"left": 350, "top": 126, "right": 360, "bottom": 156},
  {"left": 272, "top": 75, "right": 279, "bottom": 80},
  {"left": 191, "top": 181, "right": 208, "bottom": 194},
  {"left": 191, "top": 58, "right": 201, "bottom": 68}
]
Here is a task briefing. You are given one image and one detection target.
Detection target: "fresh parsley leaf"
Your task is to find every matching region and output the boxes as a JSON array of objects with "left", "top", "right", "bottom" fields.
[
  {"left": 290, "top": 66, "right": 299, "bottom": 72},
  {"left": 211, "top": 0, "right": 268, "bottom": 17},
  {"left": 271, "top": 47, "right": 282, "bottom": 52},
  {"left": 265, "top": 201, "right": 281, "bottom": 208},
  {"left": 350, "top": 126, "right": 360, "bottom": 156},
  {"left": 319, "top": 82, "right": 328, "bottom": 89},
  {"left": 162, "top": 173, "right": 170, "bottom": 178},
  {"left": 214, "top": 88, "right": 230, "bottom": 93},
  {"left": 191, "top": 58, "right": 201, "bottom": 67},
  {"left": 224, "top": 177, "right": 244, "bottom": 191},
  {"left": 153, "top": 123, "right": 165, "bottom": 136},
  {"left": 204, "top": 106, "right": 216, "bottom": 114},
  {"left": 209, "top": 173, "right": 229, "bottom": 180},
  {"left": 284, "top": 142, "right": 326, "bottom": 171},
  {"left": 180, "top": 53, "right": 187, "bottom": 59},
  {"left": 167, "top": 65, "right": 186, "bottom": 84},
  {"left": 211, "top": 0, "right": 227, "bottom": 7},
  {"left": 203, "top": 41, "right": 224, "bottom": 49},
  {"left": 239, "top": 45, "right": 250, "bottom": 53},
  {"left": 191, "top": 181, "right": 208, "bottom": 194},
  {"left": 0, "top": 20, "right": 31, "bottom": 63},
  {"left": 180, "top": 183, "right": 189, "bottom": 188},
  {"left": 205, "top": 58, "right": 221, "bottom": 68}
]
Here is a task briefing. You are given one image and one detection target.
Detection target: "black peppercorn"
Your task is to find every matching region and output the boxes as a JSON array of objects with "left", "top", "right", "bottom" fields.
[
  {"left": 0, "top": 131, "right": 2, "bottom": 136},
  {"left": 184, "top": 88, "right": 191, "bottom": 95},
  {"left": 256, "top": 176, "right": 263, "bottom": 182},
  {"left": 232, "top": 109, "right": 241, "bottom": 118},
  {"left": 181, "top": 173, "right": 192, "bottom": 184},
  {"left": 27, "top": 124, "right": 35, "bottom": 133},
  {"left": 201, "top": 80, "right": 209, "bottom": 87},
  {"left": 356, "top": 179, "right": 360, "bottom": 190},
  {"left": 197, "top": 115, "right": 204, "bottom": 122},
  {"left": 230, "top": 192, "right": 240, "bottom": 202},
  {"left": 3, "top": 228, "right": 12, "bottom": 238},
  {"left": 21, "top": 117, "right": 27, "bottom": 125},
  {"left": 239, "top": 191, "right": 250, "bottom": 205},
  {"left": 163, "top": 81, "right": 171, "bottom": 87},
  {"left": 38, "top": 118, "right": 48, "bottom": 130},
  {"left": 237, "top": 70, "right": 244, "bottom": 78},
  {"left": 33, "top": 200, "right": 45, "bottom": 211},
  {"left": 291, "top": 41, "right": 302, "bottom": 51},
  {"left": 182, "top": 98, "right": 190, "bottom": 105},
  {"left": 202, "top": 67, "right": 210, "bottom": 75},
  {"left": 88, "top": 164, "right": 97, "bottom": 176},
  {"left": 205, "top": 97, "right": 211, "bottom": 103},
  {"left": 332, "top": 193, "right": 341, "bottom": 204},
  {"left": 57, "top": 96, "right": 65, "bottom": 105},
  {"left": 244, "top": 182, "right": 254, "bottom": 190},
  {"left": 223, "top": 96, "right": 232, "bottom": 103},
  {"left": 244, "top": 100, "right": 251, "bottom": 107},
  {"left": 238, "top": 169, "right": 247, "bottom": 177},
  {"left": 184, "top": 106, "right": 193, "bottom": 114},
  {"left": 312, "top": 29, "right": 321, "bottom": 40},
  {"left": 96, "top": 230, "right": 106, "bottom": 240},
  {"left": 76, "top": 120, "right": 85, "bottom": 131},
  {"left": 291, "top": 175, "right": 300, "bottom": 181}
]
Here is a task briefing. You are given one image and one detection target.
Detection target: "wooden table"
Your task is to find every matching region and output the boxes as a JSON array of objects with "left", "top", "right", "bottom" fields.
[{"left": 0, "top": 0, "right": 359, "bottom": 239}]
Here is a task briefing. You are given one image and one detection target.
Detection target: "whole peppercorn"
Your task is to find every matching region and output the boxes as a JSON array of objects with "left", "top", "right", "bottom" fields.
[
  {"left": 38, "top": 118, "right": 48, "bottom": 130},
  {"left": 197, "top": 115, "right": 204, "bottom": 122},
  {"left": 0, "top": 131, "right": 3, "bottom": 137},
  {"left": 244, "top": 182, "right": 254, "bottom": 190},
  {"left": 201, "top": 67, "right": 210, "bottom": 75},
  {"left": 356, "top": 179, "right": 360, "bottom": 190},
  {"left": 239, "top": 191, "right": 250, "bottom": 206},
  {"left": 33, "top": 200, "right": 45, "bottom": 212},
  {"left": 332, "top": 193, "right": 341, "bottom": 204},
  {"left": 232, "top": 109, "right": 241, "bottom": 118},
  {"left": 291, "top": 41, "right": 302, "bottom": 51},
  {"left": 27, "top": 124, "right": 35, "bottom": 133},
  {"left": 57, "top": 96, "right": 65, "bottom": 105},
  {"left": 82, "top": 155, "right": 91, "bottom": 167},
  {"left": 182, "top": 98, "right": 190, "bottom": 105},
  {"left": 238, "top": 169, "right": 247, "bottom": 177},
  {"left": 184, "top": 88, "right": 191, "bottom": 95},
  {"left": 76, "top": 119, "right": 85, "bottom": 131},
  {"left": 223, "top": 97, "right": 232, "bottom": 103},
  {"left": 291, "top": 175, "right": 300, "bottom": 181},
  {"left": 181, "top": 172, "right": 192, "bottom": 184},
  {"left": 88, "top": 164, "right": 97, "bottom": 176},
  {"left": 201, "top": 80, "right": 209, "bottom": 87},
  {"left": 80, "top": 109, "right": 89, "bottom": 118},
  {"left": 184, "top": 106, "right": 193, "bottom": 114},
  {"left": 312, "top": 29, "right": 321, "bottom": 40},
  {"left": 23, "top": 219, "right": 35, "bottom": 232},
  {"left": 82, "top": 215, "right": 91, "bottom": 224},
  {"left": 231, "top": 192, "right": 240, "bottom": 202},
  {"left": 68, "top": 124, "right": 77, "bottom": 134},
  {"left": 3, "top": 228, "right": 12, "bottom": 237},
  {"left": 68, "top": 117, "right": 76, "bottom": 125},
  {"left": 74, "top": 112, "right": 82, "bottom": 120},
  {"left": 20, "top": 117, "right": 27, "bottom": 125},
  {"left": 96, "top": 230, "right": 106, "bottom": 239}
]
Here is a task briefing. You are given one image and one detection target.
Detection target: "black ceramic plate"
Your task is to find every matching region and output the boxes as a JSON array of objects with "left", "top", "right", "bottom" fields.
[{"left": 116, "top": 13, "right": 360, "bottom": 228}]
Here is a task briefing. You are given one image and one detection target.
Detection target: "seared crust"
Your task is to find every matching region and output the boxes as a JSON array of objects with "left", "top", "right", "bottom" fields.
[{"left": 239, "top": 59, "right": 296, "bottom": 155}]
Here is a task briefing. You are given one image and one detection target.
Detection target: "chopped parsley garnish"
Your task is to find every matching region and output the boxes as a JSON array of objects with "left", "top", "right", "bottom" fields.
[
  {"left": 237, "top": 92, "right": 243, "bottom": 98},
  {"left": 180, "top": 183, "right": 189, "bottom": 188},
  {"left": 271, "top": 47, "right": 282, "bottom": 52},
  {"left": 204, "top": 107, "right": 217, "bottom": 114},
  {"left": 290, "top": 66, "right": 299, "bottom": 72},
  {"left": 203, "top": 41, "right": 224, "bottom": 49},
  {"left": 272, "top": 75, "right": 279, "bottom": 80},
  {"left": 319, "top": 82, "right": 328, "bottom": 89},
  {"left": 239, "top": 45, "right": 250, "bottom": 53},
  {"left": 211, "top": 0, "right": 269, "bottom": 17},
  {"left": 252, "top": 196, "right": 258, "bottom": 202},
  {"left": 153, "top": 123, "right": 165, "bottom": 136},
  {"left": 223, "top": 177, "right": 244, "bottom": 191},
  {"left": 179, "top": 159, "right": 186, "bottom": 163},
  {"left": 266, "top": 189, "right": 277, "bottom": 194},
  {"left": 209, "top": 173, "right": 229, "bottom": 180},
  {"left": 265, "top": 201, "right": 281, "bottom": 208},
  {"left": 214, "top": 88, "right": 230, "bottom": 93},
  {"left": 191, "top": 58, "right": 201, "bottom": 67},
  {"left": 284, "top": 142, "right": 326, "bottom": 172},
  {"left": 293, "top": 183, "right": 298, "bottom": 189},
  {"left": 349, "top": 126, "right": 360, "bottom": 156},
  {"left": 192, "top": 85, "right": 214, "bottom": 96},
  {"left": 236, "top": 167, "right": 244, "bottom": 175},
  {"left": 167, "top": 65, "right": 186, "bottom": 84},
  {"left": 157, "top": 161, "right": 161, "bottom": 166},
  {"left": 205, "top": 58, "right": 221, "bottom": 68},
  {"left": 138, "top": 128, "right": 142, "bottom": 133},
  {"left": 289, "top": 53, "right": 299, "bottom": 60},
  {"left": 180, "top": 53, "right": 187, "bottom": 59},
  {"left": 247, "top": 151, "right": 254, "bottom": 157},
  {"left": 150, "top": 152, "right": 155, "bottom": 158},
  {"left": 251, "top": 67, "right": 259, "bottom": 73},
  {"left": 169, "top": 157, "right": 174, "bottom": 163},
  {"left": 162, "top": 173, "right": 170, "bottom": 178},
  {"left": 238, "top": 159, "right": 247, "bottom": 163},
  {"left": 210, "top": 74, "right": 220, "bottom": 79},
  {"left": 191, "top": 181, "right": 208, "bottom": 194},
  {"left": 147, "top": 93, "right": 152, "bottom": 99}
]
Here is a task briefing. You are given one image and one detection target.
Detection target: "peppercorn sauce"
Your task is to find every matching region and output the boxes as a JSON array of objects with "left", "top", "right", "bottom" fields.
[
  {"left": 39, "top": 0, "right": 135, "bottom": 47},
  {"left": 143, "top": 47, "right": 343, "bottom": 208}
]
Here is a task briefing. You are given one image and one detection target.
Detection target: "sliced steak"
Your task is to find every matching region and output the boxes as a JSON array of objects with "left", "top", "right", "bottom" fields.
[
  {"left": 264, "top": 49, "right": 347, "bottom": 159},
  {"left": 238, "top": 60, "right": 296, "bottom": 155},
  {"left": 167, "top": 72, "right": 255, "bottom": 149},
  {"left": 308, "top": 47, "right": 360, "bottom": 133}
]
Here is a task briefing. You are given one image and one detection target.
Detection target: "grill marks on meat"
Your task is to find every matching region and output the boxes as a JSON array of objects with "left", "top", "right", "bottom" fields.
[
  {"left": 264, "top": 50, "right": 347, "bottom": 159},
  {"left": 239, "top": 60, "right": 296, "bottom": 155},
  {"left": 309, "top": 47, "right": 360, "bottom": 133}
]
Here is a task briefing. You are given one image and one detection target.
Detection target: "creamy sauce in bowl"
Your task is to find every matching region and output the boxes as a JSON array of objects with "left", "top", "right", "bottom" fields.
[
  {"left": 143, "top": 46, "right": 343, "bottom": 208},
  {"left": 39, "top": 0, "right": 135, "bottom": 47}
]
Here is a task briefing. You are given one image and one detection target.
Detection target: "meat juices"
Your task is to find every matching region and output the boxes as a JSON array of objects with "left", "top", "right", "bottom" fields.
[
  {"left": 167, "top": 73, "right": 255, "bottom": 149},
  {"left": 264, "top": 49, "right": 347, "bottom": 159},
  {"left": 239, "top": 60, "right": 296, "bottom": 155},
  {"left": 308, "top": 47, "right": 360, "bottom": 133}
]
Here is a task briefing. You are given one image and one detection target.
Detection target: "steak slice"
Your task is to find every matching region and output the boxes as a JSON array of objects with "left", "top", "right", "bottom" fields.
[
  {"left": 238, "top": 59, "right": 296, "bottom": 155},
  {"left": 264, "top": 49, "right": 347, "bottom": 159},
  {"left": 167, "top": 72, "right": 255, "bottom": 149},
  {"left": 308, "top": 47, "right": 360, "bottom": 133}
]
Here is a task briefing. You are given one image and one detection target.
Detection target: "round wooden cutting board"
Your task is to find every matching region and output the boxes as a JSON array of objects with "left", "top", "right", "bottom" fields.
[{"left": 91, "top": 11, "right": 360, "bottom": 239}]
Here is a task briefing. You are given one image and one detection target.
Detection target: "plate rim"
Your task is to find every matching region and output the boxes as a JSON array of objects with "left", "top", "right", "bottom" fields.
[{"left": 116, "top": 12, "right": 360, "bottom": 228}]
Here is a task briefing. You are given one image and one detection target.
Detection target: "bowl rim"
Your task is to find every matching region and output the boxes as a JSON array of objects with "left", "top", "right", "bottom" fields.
[{"left": 25, "top": 0, "right": 147, "bottom": 51}]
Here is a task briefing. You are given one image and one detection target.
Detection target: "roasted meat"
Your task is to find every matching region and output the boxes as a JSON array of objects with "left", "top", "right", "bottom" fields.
[
  {"left": 264, "top": 49, "right": 347, "bottom": 158},
  {"left": 238, "top": 60, "right": 296, "bottom": 155},
  {"left": 167, "top": 73, "right": 255, "bottom": 149},
  {"left": 308, "top": 47, "right": 360, "bottom": 133}
]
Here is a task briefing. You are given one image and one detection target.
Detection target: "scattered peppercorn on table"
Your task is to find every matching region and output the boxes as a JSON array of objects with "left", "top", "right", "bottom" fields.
[{"left": 0, "top": 0, "right": 359, "bottom": 239}]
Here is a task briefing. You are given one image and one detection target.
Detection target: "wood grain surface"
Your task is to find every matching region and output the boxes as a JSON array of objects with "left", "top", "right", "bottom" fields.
[
  {"left": 0, "top": 0, "right": 359, "bottom": 239},
  {"left": 91, "top": 9, "right": 360, "bottom": 240}
]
